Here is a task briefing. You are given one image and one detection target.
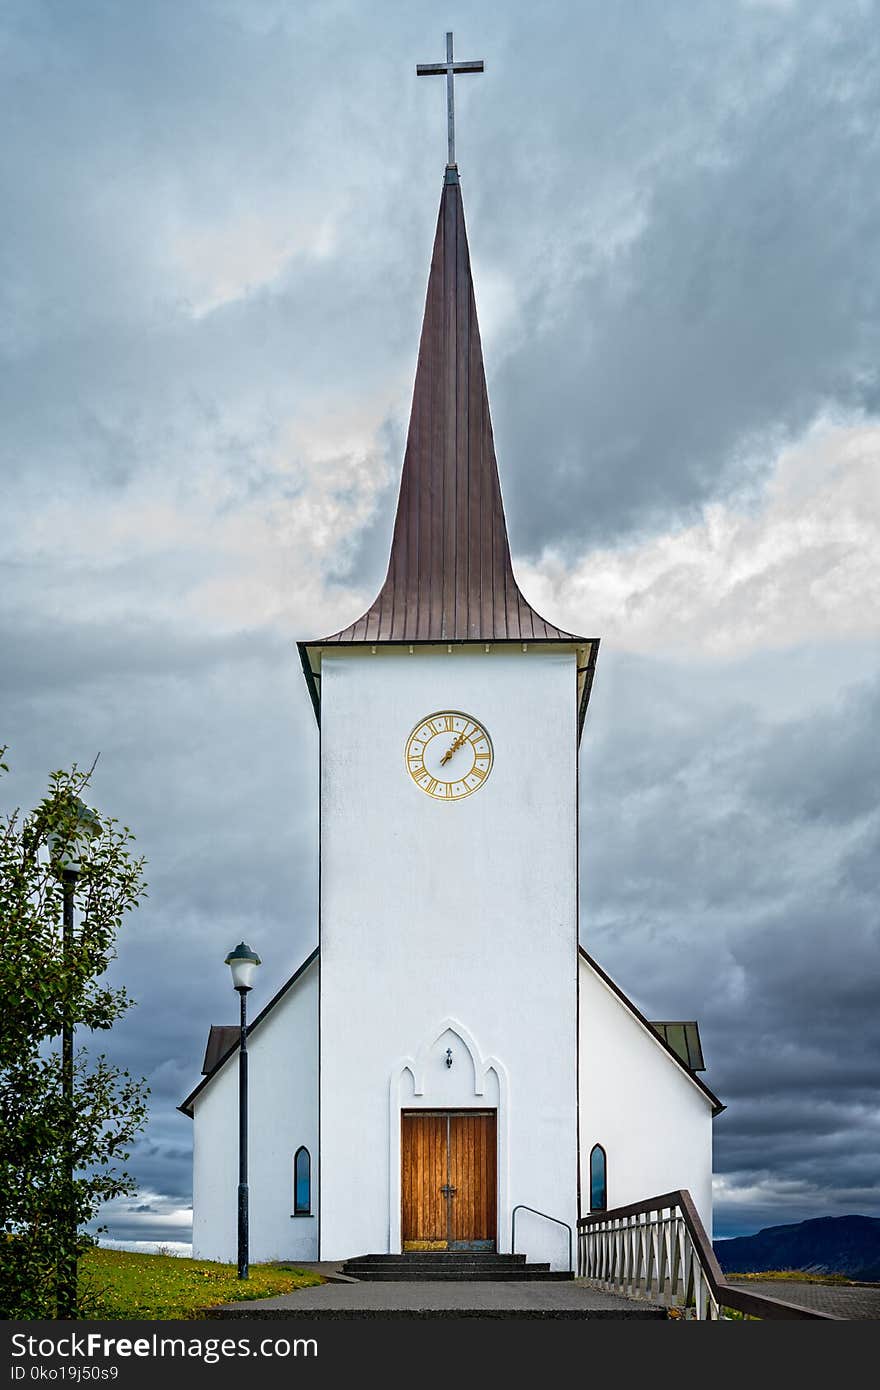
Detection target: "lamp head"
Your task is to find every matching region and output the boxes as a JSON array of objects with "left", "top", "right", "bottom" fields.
[
  {"left": 225, "top": 941, "right": 261, "bottom": 992},
  {"left": 47, "top": 796, "right": 101, "bottom": 875}
]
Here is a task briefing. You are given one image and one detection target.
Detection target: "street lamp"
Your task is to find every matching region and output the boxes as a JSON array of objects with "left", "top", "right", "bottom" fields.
[
  {"left": 225, "top": 941, "right": 261, "bottom": 1280},
  {"left": 47, "top": 796, "right": 101, "bottom": 1321}
]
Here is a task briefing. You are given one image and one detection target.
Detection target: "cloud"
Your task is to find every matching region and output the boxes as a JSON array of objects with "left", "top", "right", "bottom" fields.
[
  {"left": 88, "top": 1191, "right": 193, "bottom": 1247},
  {"left": 580, "top": 651, "right": 880, "bottom": 1237},
  {"left": 518, "top": 417, "right": 880, "bottom": 658},
  {"left": 483, "top": 2, "right": 880, "bottom": 552}
]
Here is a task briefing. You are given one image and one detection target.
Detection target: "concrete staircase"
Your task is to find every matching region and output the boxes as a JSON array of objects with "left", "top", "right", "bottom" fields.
[{"left": 342, "top": 1251, "right": 573, "bottom": 1281}]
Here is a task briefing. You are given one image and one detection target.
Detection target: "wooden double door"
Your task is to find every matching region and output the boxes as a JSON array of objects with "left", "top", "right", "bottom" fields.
[{"left": 401, "top": 1110, "right": 497, "bottom": 1250}]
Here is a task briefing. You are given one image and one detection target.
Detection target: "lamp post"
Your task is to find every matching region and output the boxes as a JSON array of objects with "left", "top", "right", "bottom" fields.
[
  {"left": 47, "top": 796, "right": 100, "bottom": 1321},
  {"left": 224, "top": 941, "right": 261, "bottom": 1280}
]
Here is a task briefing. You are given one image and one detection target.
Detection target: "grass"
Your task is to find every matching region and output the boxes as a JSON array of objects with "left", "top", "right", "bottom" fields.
[
  {"left": 724, "top": 1269, "right": 859, "bottom": 1286},
  {"left": 78, "top": 1247, "right": 323, "bottom": 1320}
]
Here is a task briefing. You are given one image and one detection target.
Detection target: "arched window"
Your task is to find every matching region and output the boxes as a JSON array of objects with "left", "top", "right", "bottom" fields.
[
  {"left": 293, "top": 1146, "right": 311, "bottom": 1215},
  {"left": 589, "top": 1143, "right": 607, "bottom": 1212}
]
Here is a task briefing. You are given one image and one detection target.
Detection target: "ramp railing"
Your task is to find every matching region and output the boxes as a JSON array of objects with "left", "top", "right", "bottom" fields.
[
  {"left": 578, "top": 1191, "right": 836, "bottom": 1320},
  {"left": 511, "top": 1204, "right": 573, "bottom": 1273}
]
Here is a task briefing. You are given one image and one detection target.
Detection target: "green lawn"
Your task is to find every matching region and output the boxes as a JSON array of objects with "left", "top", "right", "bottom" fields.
[
  {"left": 724, "top": 1269, "right": 857, "bottom": 1285},
  {"left": 78, "top": 1247, "right": 322, "bottom": 1319}
]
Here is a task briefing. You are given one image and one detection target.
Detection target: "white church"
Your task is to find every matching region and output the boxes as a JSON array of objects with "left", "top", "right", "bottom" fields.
[{"left": 180, "top": 95, "right": 723, "bottom": 1271}]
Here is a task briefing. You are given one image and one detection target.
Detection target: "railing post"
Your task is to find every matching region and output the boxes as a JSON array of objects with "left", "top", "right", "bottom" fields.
[
  {"left": 694, "top": 1257, "right": 705, "bottom": 1320},
  {"left": 646, "top": 1215, "right": 657, "bottom": 1298}
]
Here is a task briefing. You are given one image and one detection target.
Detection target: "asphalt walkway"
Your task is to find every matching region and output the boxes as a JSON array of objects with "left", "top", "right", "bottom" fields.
[
  {"left": 213, "top": 1277, "right": 664, "bottom": 1319},
  {"left": 726, "top": 1279, "right": 880, "bottom": 1320},
  {"left": 212, "top": 1262, "right": 879, "bottom": 1320}
]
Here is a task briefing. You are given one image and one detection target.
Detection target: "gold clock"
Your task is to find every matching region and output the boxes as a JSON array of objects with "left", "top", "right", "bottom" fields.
[{"left": 405, "top": 711, "right": 494, "bottom": 801}]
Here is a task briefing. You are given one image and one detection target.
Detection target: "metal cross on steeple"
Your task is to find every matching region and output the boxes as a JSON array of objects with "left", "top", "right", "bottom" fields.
[{"left": 417, "top": 32, "right": 484, "bottom": 168}]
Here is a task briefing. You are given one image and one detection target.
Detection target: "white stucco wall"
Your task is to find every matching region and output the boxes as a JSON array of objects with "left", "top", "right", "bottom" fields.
[
  {"left": 578, "top": 955, "right": 715, "bottom": 1235},
  {"left": 191, "top": 957, "right": 318, "bottom": 1264},
  {"left": 319, "top": 644, "right": 579, "bottom": 1269}
]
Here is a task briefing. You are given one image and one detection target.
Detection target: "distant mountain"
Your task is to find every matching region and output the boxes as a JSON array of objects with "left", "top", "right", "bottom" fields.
[{"left": 714, "top": 1215, "right": 880, "bottom": 1281}]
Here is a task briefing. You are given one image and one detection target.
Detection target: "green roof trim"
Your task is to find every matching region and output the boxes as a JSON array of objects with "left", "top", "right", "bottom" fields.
[{"left": 651, "top": 1021, "right": 706, "bottom": 1072}]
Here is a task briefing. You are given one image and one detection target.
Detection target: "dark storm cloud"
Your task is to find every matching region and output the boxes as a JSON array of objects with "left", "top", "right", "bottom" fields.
[
  {"left": 582, "top": 653, "right": 880, "bottom": 1235},
  {"left": 479, "top": 4, "right": 880, "bottom": 554},
  {"left": 0, "top": 0, "right": 433, "bottom": 560},
  {"left": 8, "top": 2, "right": 877, "bottom": 576},
  {"left": 0, "top": 615, "right": 277, "bottom": 692},
  {"left": 2, "top": 613, "right": 320, "bottom": 1231},
  {"left": 744, "top": 681, "right": 880, "bottom": 824}
]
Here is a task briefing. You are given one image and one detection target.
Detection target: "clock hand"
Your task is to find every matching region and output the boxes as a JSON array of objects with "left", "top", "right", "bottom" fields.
[{"left": 440, "top": 731, "right": 469, "bottom": 766}]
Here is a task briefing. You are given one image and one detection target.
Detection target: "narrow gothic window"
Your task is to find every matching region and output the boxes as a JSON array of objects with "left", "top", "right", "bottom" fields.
[
  {"left": 294, "top": 1146, "right": 311, "bottom": 1214},
  {"left": 590, "top": 1144, "right": 607, "bottom": 1212}
]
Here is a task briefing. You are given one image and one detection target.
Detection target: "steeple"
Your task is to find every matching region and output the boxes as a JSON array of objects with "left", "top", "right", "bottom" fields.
[{"left": 299, "top": 173, "right": 598, "bottom": 736}]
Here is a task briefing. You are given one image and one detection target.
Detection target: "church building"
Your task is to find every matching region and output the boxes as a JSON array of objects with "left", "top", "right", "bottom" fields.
[{"left": 180, "top": 66, "right": 723, "bottom": 1269}]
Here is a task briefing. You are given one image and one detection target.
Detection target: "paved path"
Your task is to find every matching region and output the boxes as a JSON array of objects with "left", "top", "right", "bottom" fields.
[
  {"left": 727, "top": 1279, "right": 880, "bottom": 1320},
  {"left": 213, "top": 1278, "right": 664, "bottom": 1319}
]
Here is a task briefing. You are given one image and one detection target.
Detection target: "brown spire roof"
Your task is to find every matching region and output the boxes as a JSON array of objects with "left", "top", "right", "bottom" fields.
[{"left": 299, "top": 169, "right": 599, "bottom": 735}]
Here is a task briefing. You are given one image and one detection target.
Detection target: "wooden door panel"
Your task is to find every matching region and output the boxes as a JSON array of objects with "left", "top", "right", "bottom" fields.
[
  {"left": 450, "top": 1112, "right": 496, "bottom": 1243},
  {"left": 401, "top": 1113, "right": 446, "bottom": 1244},
  {"left": 402, "top": 1110, "right": 496, "bottom": 1247}
]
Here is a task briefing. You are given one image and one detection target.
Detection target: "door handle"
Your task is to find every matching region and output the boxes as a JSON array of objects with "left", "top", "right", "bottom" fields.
[{"left": 440, "top": 1184, "right": 457, "bottom": 1196}]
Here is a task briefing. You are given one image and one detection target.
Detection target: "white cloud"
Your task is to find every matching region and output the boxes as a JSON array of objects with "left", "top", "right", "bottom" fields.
[
  {"left": 4, "top": 389, "right": 398, "bottom": 639},
  {"left": 90, "top": 1190, "right": 194, "bottom": 1245},
  {"left": 518, "top": 417, "right": 880, "bottom": 658},
  {"left": 171, "top": 209, "right": 339, "bottom": 320},
  {"left": 97, "top": 1239, "right": 193, "bottom": 1256}
]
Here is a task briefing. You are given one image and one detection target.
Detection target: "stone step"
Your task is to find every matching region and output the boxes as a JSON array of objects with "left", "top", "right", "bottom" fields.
[
  {"left": 342, "top": 1259, "right": 573, "bottom": 1282},
  {"left": 345, "top": 1252, "right": 527, "bottom": 1265},
  {"left": 341, "top": 1250, "right": 576, "bottom": 1282},
  {"left": 341, "top": 1262, "right": 542, "bottom": 1273},
  {"left": 343, "top": 1268, "right": 574, "bottom": 1282}
]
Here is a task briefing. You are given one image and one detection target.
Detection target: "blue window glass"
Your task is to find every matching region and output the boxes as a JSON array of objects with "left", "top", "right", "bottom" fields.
[
  {"left": 294, "top": 1146, "right": 311, "bottom": 1214},
  {"left": 590, "top": 1144, "right": 607, "bottom": 1212}
]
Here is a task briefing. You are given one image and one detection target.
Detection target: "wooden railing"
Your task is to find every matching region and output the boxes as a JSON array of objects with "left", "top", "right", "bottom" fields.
[{"left": 578, "top": 1191, "right": 837, "bottom": 1319}]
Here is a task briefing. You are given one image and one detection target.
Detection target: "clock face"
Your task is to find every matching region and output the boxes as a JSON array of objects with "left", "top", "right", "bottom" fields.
[{"left": 405, "top": 711, "right": 494, "bottom": 801}]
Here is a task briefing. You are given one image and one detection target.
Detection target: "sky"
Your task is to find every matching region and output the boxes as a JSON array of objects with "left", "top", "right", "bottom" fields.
[{"left": 1, "top": 0, "right": 878, "bottom": 1247}]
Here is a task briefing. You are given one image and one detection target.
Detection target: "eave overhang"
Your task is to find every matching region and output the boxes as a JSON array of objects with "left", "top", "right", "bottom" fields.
[{"left": 298, "top": 635, "right": 599, "bottom": 743}]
